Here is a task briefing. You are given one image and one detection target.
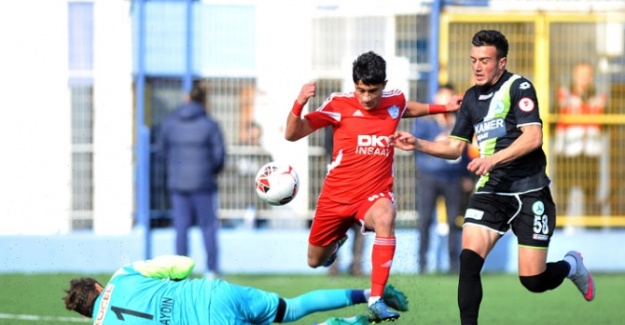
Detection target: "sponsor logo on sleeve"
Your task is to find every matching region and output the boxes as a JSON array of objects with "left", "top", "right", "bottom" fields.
[{"left": 518, "top": 97, "right": 535, "bottom": 112}]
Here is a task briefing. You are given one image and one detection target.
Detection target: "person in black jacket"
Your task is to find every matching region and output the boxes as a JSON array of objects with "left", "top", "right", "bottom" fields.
[{"left": 156, "top": 81, "right": 226, "bottom": 279}]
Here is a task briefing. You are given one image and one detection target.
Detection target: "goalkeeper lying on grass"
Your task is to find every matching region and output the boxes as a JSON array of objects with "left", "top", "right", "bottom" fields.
[{"left": 63, "top": 255, "right": 408, "bottom": 325}]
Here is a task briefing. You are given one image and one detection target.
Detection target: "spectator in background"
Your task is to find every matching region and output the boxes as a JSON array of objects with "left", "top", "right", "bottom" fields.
[
  {"left": 237, "top": 83, "right": 272, "bottom": 229},
  {"left": 156, "top": 81, "right": 226, "bottom": 279},
  {"left": 554, "top": 62, "right": 607, "bottom": 217},
  {"left": 412, "top": 84, "right": 473, "bottom": 274},
  {"left": 239, "top": 83, "right": 261, "bottom": 146}
]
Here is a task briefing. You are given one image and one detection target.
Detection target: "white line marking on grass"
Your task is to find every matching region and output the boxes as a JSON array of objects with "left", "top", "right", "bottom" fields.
[{"left": 0, "top": 313, "right": 90, "bottom": 323}]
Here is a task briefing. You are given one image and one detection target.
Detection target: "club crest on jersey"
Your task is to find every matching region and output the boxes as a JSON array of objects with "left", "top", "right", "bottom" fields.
[
  {"left": 387, "top": 105, "right": 400, "bottom": 119},
  {"left": 494, "top": 101, "right": 505, "bottom": 114}
]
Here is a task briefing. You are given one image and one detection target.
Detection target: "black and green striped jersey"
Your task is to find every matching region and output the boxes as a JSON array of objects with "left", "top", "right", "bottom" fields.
[{"left": 450, "top": 71, "right": 550, "bottom": 194}]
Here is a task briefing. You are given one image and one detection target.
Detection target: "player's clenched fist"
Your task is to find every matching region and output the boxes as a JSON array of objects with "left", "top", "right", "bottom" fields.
[
  {"left": 389, "top": 131, "right": 417, "bottom": 150},
  {"left": 297, "top": 81, "right": 316, "bottom": 105},
  {"left": 467, "top": 157, "right": 494, "bottom": 176},
  {"left": 447, "top": 94, "right": 463, "bottom": 112}
]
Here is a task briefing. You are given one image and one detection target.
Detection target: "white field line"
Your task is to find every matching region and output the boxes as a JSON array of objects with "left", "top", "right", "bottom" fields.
[{"left": 0, "top": 313, "right": 90, "bottom": 323}]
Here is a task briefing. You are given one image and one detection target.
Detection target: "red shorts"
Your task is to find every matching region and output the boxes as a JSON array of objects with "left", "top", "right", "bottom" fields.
[{"left": 309, "top": 188, "right": 395, "bottom": 247}]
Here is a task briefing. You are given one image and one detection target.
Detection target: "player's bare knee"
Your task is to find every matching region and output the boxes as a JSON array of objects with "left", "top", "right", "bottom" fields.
[
  {"left": 307, "top": 260, "right": 322, "bottom": 268},
  {"left": 372, "top": 213, "right": 395, "bottom": 232},
  {"left": 307, "top": 256, "right": 323, "bottom": 268}
]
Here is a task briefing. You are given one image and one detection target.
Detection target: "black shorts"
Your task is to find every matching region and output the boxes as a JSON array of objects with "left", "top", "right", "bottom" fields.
[{"left": 463, "top": 187, "right": 556, "bottom": 248}]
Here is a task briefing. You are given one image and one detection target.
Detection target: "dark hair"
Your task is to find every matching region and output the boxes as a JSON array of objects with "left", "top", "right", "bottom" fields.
[
  {"left": 352, "top": 51, "right": 386, "bottom": 85},
  {"left": 189, "top": 81, "right": 207, "bottom": 104},
  {"left": 438, "top": 83, "right": 455, "bottom": 92},
  {"left": 472, "top": 30, "right": 509, "bottom": 60},
  {"left": 63, "top": 278, "right": 102, "bottom": 318}
]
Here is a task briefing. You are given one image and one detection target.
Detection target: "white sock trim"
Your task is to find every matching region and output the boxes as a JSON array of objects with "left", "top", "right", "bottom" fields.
[{"left": 368, "top": 296, "right": 381, "bottom": 306}]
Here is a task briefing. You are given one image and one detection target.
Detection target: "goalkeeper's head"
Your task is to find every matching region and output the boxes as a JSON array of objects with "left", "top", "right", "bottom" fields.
[{"left": 63, "top": 277, "right": 103, "bottom": 318}]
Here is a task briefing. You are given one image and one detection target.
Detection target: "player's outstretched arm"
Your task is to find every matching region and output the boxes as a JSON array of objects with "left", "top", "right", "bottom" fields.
[
  {"left": 403, "top": 94, "right": 462, "bottom": 118},
  {"left": 389, "top": 131, "right": 418, "bottom": 150},
  {"left": 390, "top": 131, "right": 467, "bottom": 160},
  {"left": 285, "top": 81, "right": 316, "bottom": 142},
  {"left": 133, "top": 255, "right": 195, "bottom": 280},
  {"left": 468, "top": 124, "right": 542, "bottom": 176}
]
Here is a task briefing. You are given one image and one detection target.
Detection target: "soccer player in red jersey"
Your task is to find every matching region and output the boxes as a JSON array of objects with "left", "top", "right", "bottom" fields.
[{"left": 285, "top": 51, "right": 461, "bottom": 322}]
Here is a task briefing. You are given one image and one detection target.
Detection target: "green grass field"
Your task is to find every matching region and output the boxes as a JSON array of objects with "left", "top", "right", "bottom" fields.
[{"left": 0, "top": 272, "right": 622, "bottom": 325}]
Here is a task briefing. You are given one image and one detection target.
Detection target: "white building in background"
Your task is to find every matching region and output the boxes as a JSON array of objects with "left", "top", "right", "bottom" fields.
[
  {"left": 0, "top": 0, "right": 623, "bottom": 276},
  {"left": 0, "top": 0, "right": 425, "bottom": 236},
  {"left": 0, "top": 0, "right": 134, "bottom": 235},
  {"left": 0, "top": 2, "right": 69, "bottom": 235},
  {"left": 0, "top": 0, "right": 623, "bottom": 237}
]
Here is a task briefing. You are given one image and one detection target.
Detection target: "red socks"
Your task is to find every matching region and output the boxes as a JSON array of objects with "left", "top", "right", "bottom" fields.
[{"left": 370, "top": 236, "right": 396, "bottom": 297}]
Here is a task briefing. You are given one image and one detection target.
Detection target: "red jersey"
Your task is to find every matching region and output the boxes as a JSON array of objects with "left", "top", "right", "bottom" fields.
[{"left": 305, "top": 89, "right": 407, "bottom": 203}]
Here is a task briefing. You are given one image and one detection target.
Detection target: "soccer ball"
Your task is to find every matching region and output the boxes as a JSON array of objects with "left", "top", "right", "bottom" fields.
[{"left": 255, "top": 162, "right": 299, "bottom": 206}]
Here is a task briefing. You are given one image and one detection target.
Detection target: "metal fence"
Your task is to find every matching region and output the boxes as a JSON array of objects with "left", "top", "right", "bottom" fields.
[
  {"left": 69, "top": 1, "right": 94, "bottom": 230},
  {"left": 142, "top": 5, "right": 434, "bottom": 229},
  {"left": 67, "top": 1, "right": 625, "bottom": 231},
  {"left": 441, "top": 12, "right": 625, "bottom": 227}
]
